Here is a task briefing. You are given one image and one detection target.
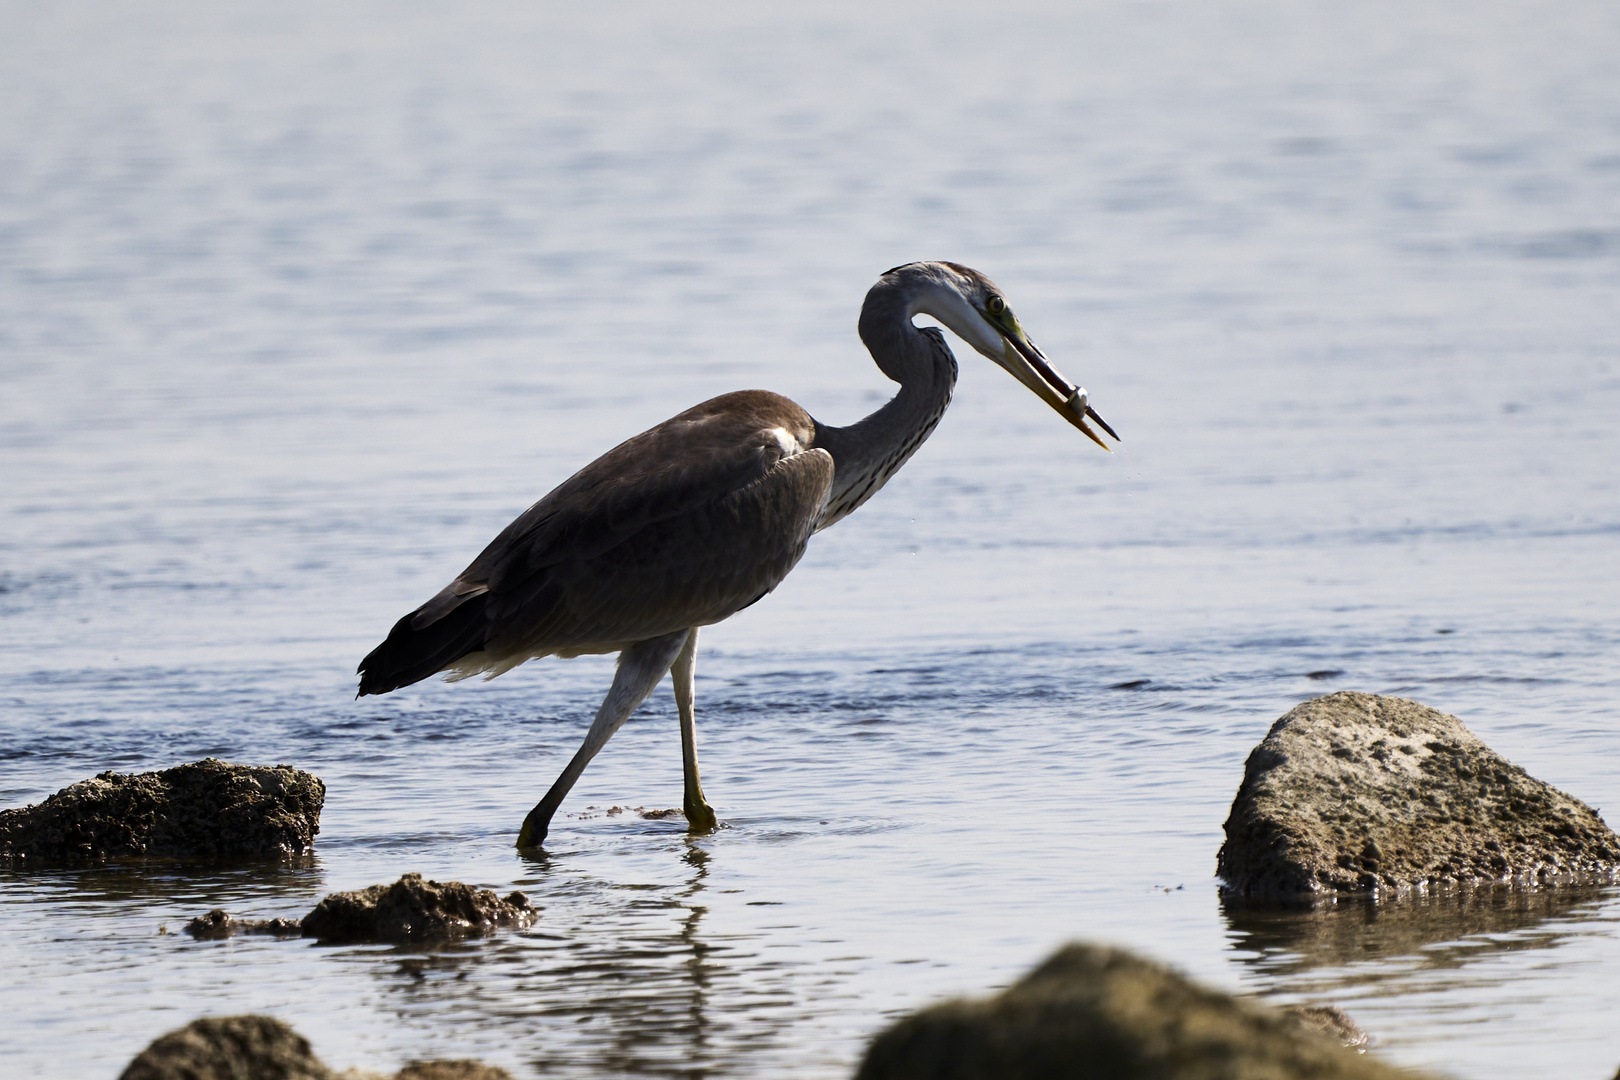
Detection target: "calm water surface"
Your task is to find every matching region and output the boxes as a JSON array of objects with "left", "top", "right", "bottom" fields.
[{"left": 2, "top": 2, "right": 1619, "bottom": 1077}]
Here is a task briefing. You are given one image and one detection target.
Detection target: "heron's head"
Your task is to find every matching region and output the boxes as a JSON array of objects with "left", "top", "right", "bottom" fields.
[{"left": 881, "top": 261, "right": 1119, "bottom": 451}]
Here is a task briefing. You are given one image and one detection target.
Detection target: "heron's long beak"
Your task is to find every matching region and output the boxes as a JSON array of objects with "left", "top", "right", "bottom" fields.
[{"left": 997, "top": 331, "right": 1120, "bottom": 451}]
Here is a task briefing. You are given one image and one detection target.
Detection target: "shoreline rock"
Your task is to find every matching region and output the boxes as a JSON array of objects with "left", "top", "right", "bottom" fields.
[
  {"left": 117, "top": 1015, "right": 513, "bottom": 1080},
  {"left": 1, "top": 759, "right": 325, "bottom": 863},
  {"left": 186, "top": 874, "right": 537, "bottom": 943},
  {"left": 1218, "top": 692, "right": 1620, "bottom": 902},
  {"left": 855, "top": 942, "right": 1430, "bottom": 1079}
]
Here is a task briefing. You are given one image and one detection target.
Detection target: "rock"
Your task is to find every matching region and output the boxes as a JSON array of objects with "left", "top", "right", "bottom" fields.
[
  {"left": 854, "top": 943, "right": 1430, "bottom": 1080},
  {"left": 182, "top": 875, "right": 537, "bottom": 943},
  {"left": 394, "top": 1064, "right": 515, "bottom": 1080},
  {"left": 119, "top": 1015, "right": 330, "bottom": 1080},
  {"left": 1, "top": 759, "right": 324, "bottom": 863},
  {"left": 119, "top": 1015, "right": 514, "bottom": 1080},
  {"left": 300, "top": 873, "right": 536, "bottom": 942},
  {"left": 185, "top": 908, "right": 304, "bottom": 940},
  {"left": 1218, "top": 692, "right": 1620, "bottom": 902},
  {"left": 1283, "top": 1004, "right": 1369, "bottom": 1050}
]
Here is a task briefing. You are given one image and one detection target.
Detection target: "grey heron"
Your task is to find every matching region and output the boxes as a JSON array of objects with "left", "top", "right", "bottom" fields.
[{"left": 357, "top": 261, "right": 1118, "bottom": 847}]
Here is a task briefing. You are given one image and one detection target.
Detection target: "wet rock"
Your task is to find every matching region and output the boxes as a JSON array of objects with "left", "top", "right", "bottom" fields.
[
  {"left": 1283, "top": 1004, "right": 1369, "bottom": 1050},
  {"left": 119, "top": 1015, "right": 330, "bottom": 1080},
  {"left": 300, "top": 873, "right": 536, "bottom": 942},
  {"left": 1218, "top": 692, "right": 1620, "bottom": 902},
  {"left": 393, "top": 1064, "right": 515, "bottom": 1080},
  {"left": 1, "top": 759, "right": 324, "bottom": 863},
  {"left": 184, "top": 908, "right": 304, "bottom": 940},
  {"left": 118, "top": 1014, "right": 515, "bottom": 1080},
  {"left": 182, "top": 875, "right": 536, "bottom": 943},
  {"left": 854, "top": 943, "right": 1429, "bottom": 1079}
]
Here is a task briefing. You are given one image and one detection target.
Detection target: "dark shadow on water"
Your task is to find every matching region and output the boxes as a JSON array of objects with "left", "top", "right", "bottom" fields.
[{"left": 1223, "top": 885, "right": 1620, "bottom": 984}]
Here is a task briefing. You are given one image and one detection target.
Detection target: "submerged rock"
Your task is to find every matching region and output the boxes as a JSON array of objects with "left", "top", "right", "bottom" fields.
[
  {"left": 300, "top": 873, "right": 536, "bottom": 942},
  {"left": 183, "top": 875, "right": 536, "bottom": 943},
  {"left": 1, "top": 759, "right": 324, "bottom": 863},
  {"left": 1218, "top": 692, "right": 1620, "bottom": 902},
  {"left": 393, "top": 1065, "right": 516, "bottom": 1080},
  {"left": 184, "top": 908, "right": 304, "bottom": 940},
  {"left": 1283, "top": 1004, "right": 1369, "bottom": 1050},
  {"left": 118, "top": 1015, "right": 514, "bottom": 1080},
  {"left": 855, "top": 943, "right": 1428, "bottom": 1079}
]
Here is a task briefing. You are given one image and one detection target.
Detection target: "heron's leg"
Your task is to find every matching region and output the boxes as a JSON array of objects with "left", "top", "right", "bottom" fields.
[
  {"left": 516, "top": 629, "right": 689, "bottom": 848},
  {"left": 671, "top": 627, "right": 717, "bottom": 833}
]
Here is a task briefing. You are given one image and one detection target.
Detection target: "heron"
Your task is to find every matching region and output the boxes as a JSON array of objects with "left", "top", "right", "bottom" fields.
[{"left": 357, "top": 261, "right": 1118, "bottom": 847}]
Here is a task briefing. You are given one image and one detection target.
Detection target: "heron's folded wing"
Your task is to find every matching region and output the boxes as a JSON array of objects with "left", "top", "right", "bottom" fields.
[
  {"left": 404, "top": 391, "right": 811, "bottom": 633},
  {"left": 483, "top": 444, "right": 834, "bottom": 655},
  {"left": 358, "top": 392, "right": 828, "bottom": 695}
]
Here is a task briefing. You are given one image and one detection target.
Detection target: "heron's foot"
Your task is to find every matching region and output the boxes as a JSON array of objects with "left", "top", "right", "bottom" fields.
[
  {"left": 516, "top": 806, "right": 551, "bottom": 849},
  {"left": 684, "top": 796, "right": 718, "bottom": 834}
]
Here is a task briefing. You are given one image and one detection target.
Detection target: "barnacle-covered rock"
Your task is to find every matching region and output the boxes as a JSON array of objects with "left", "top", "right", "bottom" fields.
[
  {"left": 1, "top": 759, "right": 324, "bottom": 863},
  {"left": 1218, "top": 692, "right": 1619, "bottom": 901},
  {"left": 300, "top": 873, "right": 536, "bottom": 942}
]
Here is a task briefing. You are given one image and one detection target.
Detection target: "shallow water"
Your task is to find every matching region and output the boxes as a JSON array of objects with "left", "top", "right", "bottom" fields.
[{"left": 3, "top": 1, "right": 1619, "bottom": 1076}]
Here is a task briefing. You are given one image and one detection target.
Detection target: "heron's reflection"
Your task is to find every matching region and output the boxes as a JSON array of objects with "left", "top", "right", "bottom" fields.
[
  {"left": 369, "top": 834, "right": 801, "bottom": 1079},
  {"left": 678, "top": 842, "right": 713, "bottom": 1072}
]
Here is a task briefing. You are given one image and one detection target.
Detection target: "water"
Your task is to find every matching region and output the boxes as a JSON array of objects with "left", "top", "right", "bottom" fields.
[{"left": 2, "top": 0, "right": 1618, "bottom": 1076}]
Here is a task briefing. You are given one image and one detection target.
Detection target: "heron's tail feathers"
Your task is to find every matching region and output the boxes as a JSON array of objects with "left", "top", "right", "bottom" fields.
[{"left": 356, "top": 588, "right": 490, "bottom": 697}]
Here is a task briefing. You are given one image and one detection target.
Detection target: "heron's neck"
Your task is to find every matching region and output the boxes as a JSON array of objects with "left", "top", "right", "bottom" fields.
[{"left": 812, "top": 303, "right": 958, "bottom": 530}]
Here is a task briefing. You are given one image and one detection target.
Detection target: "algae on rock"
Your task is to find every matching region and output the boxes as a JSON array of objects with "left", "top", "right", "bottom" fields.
[
  {"left": 856, "top": 942, "right": 1430, "bottom": 1080},
  {"left": 118, "top": 1015, "right": 515, "bottom": 1080},
  {"left": 119, "top": 1015, "right": 333, "bottom": 1080}
]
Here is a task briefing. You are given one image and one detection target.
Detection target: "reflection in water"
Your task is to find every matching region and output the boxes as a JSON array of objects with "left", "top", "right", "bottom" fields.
[
  {"left": 358, "top": 840, "right": 816, "bottom": 1079},
  {"left": 0, "top": 857, "right": 326, "bottom": 913},
  {"left": 1224, "top": 886, "right": 1620, "bottom": 1072},
  {"left": 678, "top": 843, "right": 713, "bottom": 1077},
  {"left": 1224, "top": 886, "right": 1620, "bottom": 1000},
  {"left": 1224, "top": 887, "right": 1614, "bottom": 976}
]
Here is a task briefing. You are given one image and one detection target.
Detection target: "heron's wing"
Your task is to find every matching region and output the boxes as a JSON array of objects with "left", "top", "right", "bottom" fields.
[
  {"left": 483, "top": 441, "right": 833, "bottom": 656},
  {"left": 485, "top": 395, "right": 813, "bottom": 579},
  {"left": 357, "top": 391, "right": 831, "bottom": 694}
]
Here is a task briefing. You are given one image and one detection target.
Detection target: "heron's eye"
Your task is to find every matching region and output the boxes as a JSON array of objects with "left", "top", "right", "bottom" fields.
[{"left": 986, "top": 295, "right": 1006, "bottom": 316}]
